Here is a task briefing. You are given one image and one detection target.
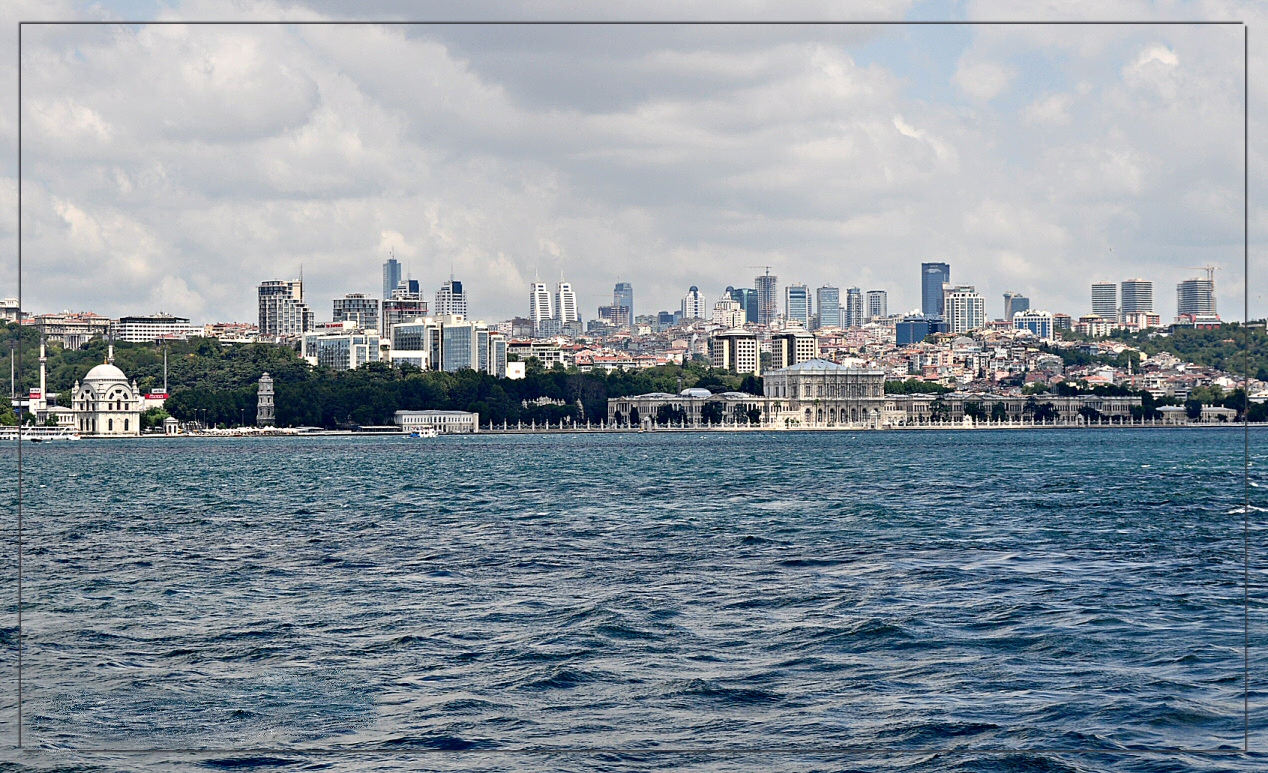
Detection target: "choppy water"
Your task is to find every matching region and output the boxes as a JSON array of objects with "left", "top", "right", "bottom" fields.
[{"left": 0, "top": 428, "right": 1264, "bottom": 771}]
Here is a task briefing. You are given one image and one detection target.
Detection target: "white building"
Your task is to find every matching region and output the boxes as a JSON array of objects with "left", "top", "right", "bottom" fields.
[
  {"left": 389, "top": 315, "right": 505, "bottom": 376},
  {"left": 258, "top": 279, "right": 314, "bottom": 338},
  {"left": 709, "top": 328, "right": 760, "bottom": 375},
  {"left": 0, "top": 298, "right": 21, "bottom": 322},
  {"left": 394, "top": 410, "right": 480, "bottom": 434},
  {"left": 944, "top": 286, "right": 986, "bottom": 334},
  {"left": 770, "top": 328, "right": 818, "bottom": 370},
  {"left": 434, "top": 278, "right": 467, "bottom": 318},
  {"left": 303, "top": 325, "right": 384, "bottom": 370},
  {"left": 682, "top": 286, "right": 706, "bottom": 320},
  {"left": 72, "top": 347, "right": 142, "bottom": 436},
  {"left": 1091, "top": 281, "right": 1118, "bottom": 322},
  {"left": 1013, "top": 309, "right": 1054, "bottom": 340},
  {"left": 530, "top": 281, "right": 554, "bottom": 329},
  {"left": 865, "top": 290, "right": 887, "bottom": 322},
  {"left": 711, "top": 297, "right": 745, "bottom": 328},
  {"left": 556, "top": 281, "right": 579, "bottom": 325},
  {"left": 110, "top": 313, "right": 199, "bottom": 343},
  {"left": 763, "top": 359, "right": 886, "bottom": 428}
]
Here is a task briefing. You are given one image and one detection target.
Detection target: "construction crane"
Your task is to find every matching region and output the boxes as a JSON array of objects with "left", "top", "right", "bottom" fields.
[
  {"left": 1182, "top": 265, "right": 1219, "bottom": 282},
  {"left": 745, "top": 265, "right": 775, "bottom": 276}
]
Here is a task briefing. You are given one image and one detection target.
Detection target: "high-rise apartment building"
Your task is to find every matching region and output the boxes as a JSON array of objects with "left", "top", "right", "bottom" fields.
[
  {"left": 815, "top": 286, "right": 840, "bottom": 328},
  {"left": 529, "top": 281, "right": 554, "bottom": 329},
  {"left": 709, "top": 328, "right": 761, "bottom": 375},
  {"left": 712, "top": 297, "right": 745, "bottom": 328},
  {"left": 844, "top": 287, "right": 863, "bottom": 328},
  {"left": 332, "top": 293, "right": 380, "bottom": 329},
  {"left": 1002, "top": 292, "right": 1029, "bottom": 321},
  {"left": 865, "top": 290, "right": 887, "bottom": 322},
  {"left": 1176, "top": 277, "right": 1217, "bottom": 318},
  {"left": 770, "top": 329, "right": 818, "bottom": 370},
  {"left": 921, "top": 262, "right": 951, "bottom": 316},
  {"left": 382, "top": 281, "right": 427, "bottom": 334},
  {"left": 258, "top": 279, "right": 314, "bottom": 338},
  {"left": 943, "top": 286, "right": 986, "bottom": 334},
  {"left": 1091, "top": 282, "right": 1117, "bottom": 321},
  {"left": 1120, "top": 279, "right": 1153, "bottom": 314},
  {"left": 682, "top": 286, "right": 706, "bottom": 319},
  {"left": 382, "top": 258, "right": 401, "bottom": 300},
  {"left": 755, "top": 270, "right": 778, "bottom": 325},
  {"left": 784, "top": 284, "right": 810, "bottom": 326},
  {"left": 435, "top": 278, "right": 467, "bottom": 318},
  {"left": 555, "top": 281, "right": 579, "bottom": 324}
]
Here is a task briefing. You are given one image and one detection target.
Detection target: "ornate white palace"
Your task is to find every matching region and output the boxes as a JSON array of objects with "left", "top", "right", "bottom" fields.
[
  {"left": 761, "top": 359, "right": 887, "bottom": 428},
  {"left": 72, "top": 346, "right": 142, "bottom": 436}
]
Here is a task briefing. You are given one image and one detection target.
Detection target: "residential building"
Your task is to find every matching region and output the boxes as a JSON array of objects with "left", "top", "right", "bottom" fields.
[
  {"left": 110, "top": 313, "right": 198, "bottom": 343},
  {"left": 258, "top": 279, "right": 314, "bottom": 338},
  {"left": 1121, "top": 279, "right": 1153, "bottom": 314},
  {"left": 1122, "top": 312, "right": 1162, "bottom": 331},
  {"left": 381, "top": 280, "right": 428, "bottom": 334},
  {"left": 728, "top": 287, "right": 759, "bottom": 324},
  {"left": 382, "top": 258, "right": 401, "bottom": 300},
  {"left": 1177, "top": 277, "right": 1217, "bottom": 319},
  {"left": 755, "top": 270, "right": 779, "bottom": 325},
  {"left": 816, "top": 286, "right": 841, "bottom": 328},
  {"left": 921, "top": 262, "right": 951, "bottom": 316},
  {"left": 1013, "top": 309, "right": 1054, "bottom": 340},
  {"left": 529, "top": 281, "right": 554, "bottom": 332},
  {"left": 712, "top": 297, "right": 745, "bottom": 328},
  {"left": 657, "top": 311, "right": 676, "bottom": 330},
  {"left": 682, "top": 286, "right": 707, "bottom": 320},
  {"left": 303, "top": 327, "right": 383, "bottom": 371},
  {"left": 1002, "top": 292, "right": 1029, "bottom": 321},
  {"left": 1053, "top": 313, "right": 1072, "bottom": 331},
  {"left": 844, "top": 287, "right": 863, "bottom": 328},
  {"left": 1091, "top": 282, "right": 1118, "bottom": 322},
  {"left": 709, "top": 328, "right": 761, "bottom": 375},
  {"left": 598, "top": 304, "right": 631, "bottom": 327},
  {"left": 770, "top": 329, "right": 818, "bottom": 370},
  {"left": 865, "top": 290, "right": 887, "bottom": 322},
  {"left": 784, "top": 284, "right": 810, "bottom": 326},
  {"left": 944, "top": 286, "right": 986, "bottom": 334},
  {"left": 435, "top": 278, "right": 467, "bottom": 318},
  {"left": 0, "top": 298, "right": 21, "bottom": 322},
  {"left": 332, "top": 293, "right": 379, "bottom": 329},
  {"left": 556, "top": 281, "right": 579, "bottom": 327}
]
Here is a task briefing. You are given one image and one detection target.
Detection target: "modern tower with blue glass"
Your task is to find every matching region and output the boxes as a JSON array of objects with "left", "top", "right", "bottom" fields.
[{"left": 921, "top": 262, "right": 950, "bottom": 317}]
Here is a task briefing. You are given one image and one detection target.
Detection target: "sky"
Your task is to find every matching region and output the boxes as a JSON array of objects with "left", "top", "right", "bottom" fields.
[{"left": 0, "top": 0, "right": 1264, "bottom": 326}]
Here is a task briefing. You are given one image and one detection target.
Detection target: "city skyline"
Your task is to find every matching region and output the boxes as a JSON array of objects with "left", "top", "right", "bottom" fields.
[{"left": 4, "top": 10, "right": 1257, "bottom": 327}]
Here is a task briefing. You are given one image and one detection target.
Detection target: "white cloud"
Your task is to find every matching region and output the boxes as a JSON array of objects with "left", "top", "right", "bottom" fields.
[{"left": 952, "top": 59, "right": 1014, "bottom": 101}]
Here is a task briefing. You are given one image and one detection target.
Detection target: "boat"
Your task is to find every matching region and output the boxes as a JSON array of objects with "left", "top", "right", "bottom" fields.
[
  {"left": 0, "top": 426, "right": 82, "bottom": 441},
  {"left": 409, "top": 427, "right": 439, "bottom": 438}
]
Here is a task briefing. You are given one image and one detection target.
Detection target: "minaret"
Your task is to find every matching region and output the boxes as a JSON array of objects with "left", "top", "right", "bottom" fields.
[
  {"left": 38, "top": 337, "right": 47, "bottom": 412},
  {"left": 163, "top": 346, "right": 168, "bottom": 394},
  {"left": 107, "top": 343, "right": 114, "bottom": 364}
]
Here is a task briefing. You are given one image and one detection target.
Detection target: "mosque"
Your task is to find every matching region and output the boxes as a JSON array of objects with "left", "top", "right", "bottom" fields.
[{"left": 71, "top": 345, "right": 142, "bottom": 437}]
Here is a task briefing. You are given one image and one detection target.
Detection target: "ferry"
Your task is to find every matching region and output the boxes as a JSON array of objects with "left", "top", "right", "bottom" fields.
[
  {"left": 0, "top": 426, "right": 82, "bottom": 442},
  {"left": 409, "top": 427, "right": 439, "bottom": 438}
]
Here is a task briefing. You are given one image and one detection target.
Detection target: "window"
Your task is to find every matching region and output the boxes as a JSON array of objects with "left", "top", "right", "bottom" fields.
[
  {"left": 124, "top": 420, "right": 129, "bottom": 431},
  {"left": 108, "top": 419, "right": 113, "bottom": 431}
]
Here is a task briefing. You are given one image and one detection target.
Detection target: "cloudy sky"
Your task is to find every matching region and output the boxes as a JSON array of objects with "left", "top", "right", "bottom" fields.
[{"left": 1, "top": 0, "right": 1263, "bottom": 325}]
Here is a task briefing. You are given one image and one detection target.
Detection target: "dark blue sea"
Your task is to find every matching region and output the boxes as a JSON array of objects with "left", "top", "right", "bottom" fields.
[{"left": 0, "top": 428, "right": 1264, "bottom": 772}]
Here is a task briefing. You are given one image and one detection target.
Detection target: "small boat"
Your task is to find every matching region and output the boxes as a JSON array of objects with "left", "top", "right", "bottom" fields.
[{"left": 409, "top": 428, "right": 439, "bottom": 438}]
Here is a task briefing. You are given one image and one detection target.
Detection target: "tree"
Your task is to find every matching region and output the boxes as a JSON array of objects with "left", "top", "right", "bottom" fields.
[
  {"left": 746, "top": 406, "right": 762, "bottom": 425},
  {"left": 738, "top": 374, "right": 763, "bottom": 396},
  {"left": 629, "top": 406, "right": 640, "bottom": 426},
  {"left": 886, "top": 379, "right": 951, "bottom": 395},
  {"left": 700, "top": 401, "right": 724, "bottom": 425},
  {"left": 963, "top": 401, "right": 986, "bottom": 421},
  {"left": 930, "top": 396, "right": 949, "bottom": 422},
  {"left": 140, "top": 407, "right": 170, "bottom": 430},
  {"left": 990, "top": 402, "right": 1009, "bottom": 422},
  {"left": 0, "top": 396, "right": 14, "bottom": 426}
]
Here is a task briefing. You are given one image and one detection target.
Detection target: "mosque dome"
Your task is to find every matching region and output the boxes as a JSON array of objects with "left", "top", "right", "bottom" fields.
[{"left": 84, "top": 363, "right": 129, "bottom": 382}]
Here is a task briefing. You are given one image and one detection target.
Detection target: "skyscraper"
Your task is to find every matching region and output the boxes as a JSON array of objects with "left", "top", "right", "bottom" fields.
[
  {"left": 529, "top": 281, "right": 554, "bottom": 327},
  {"left": 1176, "top": 277, "right": 1217, "bottom": 318},
  {"left": 844, "top": 287, "right": 864, "bottom": 327},
  {"left": 613, "top": 282, "right": 634, "bottom": 325},
  {"left": 555, "top": 281, "right": 579, "bottom": 324},
  {"left": 1002, "top": 292, "right": 1029, "bottom": 321},
  {"left": 382, "top": 258, "right": 401, "bottom": 301},
  {"left": 921, "top": 262, "right": 951, "bottom": 317},
  {"left": 681, "top": 286, "right": 706, "bottom": 319},
  {"left": 865, "top": 290, "right": 887, "bottom": 322},
  {"left": 784, "top": 284, "right": 810, "bottom": 326},
  {"left": 728, "top": 287, "right": 758, "bottom": 324},
  {"left": 1091, "top": 282, "right": 1117, "bottom": 321},
  {"left": 332, "top": 293, "right": 380, "bottom": 329},
  {"left": 755, "top": 270, "right": 778, "bottom": 325},
  {"left": 944, "top": 286, "right": 986, "bottom": 333},
  {"left": 815, "top": 286, "right": 840, "bottom": 328},
  {"left": 435, "top": 278, "right": 467, "bottom": 318},
  {"left": 1120, "top": 279, "right": 1153, "bottom": 314},
  {"left": 258, "top": 279, "right": 314, "bottom": 338}
]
